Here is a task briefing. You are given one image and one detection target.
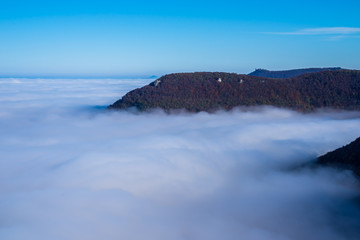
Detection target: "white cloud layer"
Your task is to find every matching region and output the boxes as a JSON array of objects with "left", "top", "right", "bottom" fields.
[
  {"left": 0, "top": 78, "right": 360, "bottom": 240},
  {"left": 270, "top": 27, "right": 360, "bottom": 35}
]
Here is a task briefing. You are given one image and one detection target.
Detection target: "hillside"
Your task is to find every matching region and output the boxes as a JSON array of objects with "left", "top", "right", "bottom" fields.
[
  {"left": 248, "top": 67, "right": 342, "bottom": 78},
  {"left": 109, "top": 70, "right": 360, "bottom": 112},
  {"left": 317, "top": 137, "right": 360, "bottom": 176}
]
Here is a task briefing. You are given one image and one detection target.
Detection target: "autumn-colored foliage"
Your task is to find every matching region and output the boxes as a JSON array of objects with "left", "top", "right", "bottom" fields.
[{"left": 109, "top": 70, "right": 360, "bottom": 112}]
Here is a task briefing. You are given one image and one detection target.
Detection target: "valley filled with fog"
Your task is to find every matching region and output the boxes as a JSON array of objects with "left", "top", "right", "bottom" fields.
[{"left": 1, "top": 78, "right": 360, "bottom": 240}]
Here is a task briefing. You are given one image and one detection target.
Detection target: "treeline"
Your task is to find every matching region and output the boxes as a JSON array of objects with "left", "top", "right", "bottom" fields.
[{"left": 109, "top": 70, "right": 360, "bottom": 112}]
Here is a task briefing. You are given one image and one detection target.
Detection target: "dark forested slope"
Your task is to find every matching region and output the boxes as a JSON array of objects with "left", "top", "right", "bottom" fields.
[
  {"left": 317, "top": 137, "right": 360, "bottom": 176},
  {"left": 248, "top": 67, "right": 342, "bottom": 78},
  {"left": 109, "top": 70, "right": 360, "bottom": 112}
]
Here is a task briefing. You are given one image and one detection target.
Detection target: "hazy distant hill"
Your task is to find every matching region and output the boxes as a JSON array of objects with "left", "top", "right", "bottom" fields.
[
  {"left": 317, "top": 137, "right": 360, "bottom": 176},
  {"left": 248, "top": 67, "right": 342, "bottom": 78},
  {"left": 109, "top": 70, "right": 360, "bottom": 112}
]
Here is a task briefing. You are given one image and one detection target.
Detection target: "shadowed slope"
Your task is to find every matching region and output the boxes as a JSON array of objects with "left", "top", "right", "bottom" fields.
[{"left": 317, "top": 137, "right": 360, "bottom": 176}]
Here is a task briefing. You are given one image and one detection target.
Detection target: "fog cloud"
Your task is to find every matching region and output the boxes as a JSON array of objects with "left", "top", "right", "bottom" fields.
[{"left": 1, "top": 78, "right": 360, "bottom": 240}]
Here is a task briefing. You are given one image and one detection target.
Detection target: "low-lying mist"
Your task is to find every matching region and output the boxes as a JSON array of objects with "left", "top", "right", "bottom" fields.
[{"left": 1, "top": 78, "right": 360, "bottom": 240}]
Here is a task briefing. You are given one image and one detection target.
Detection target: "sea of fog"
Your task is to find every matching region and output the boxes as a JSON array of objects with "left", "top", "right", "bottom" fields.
[{"left": 1, "top": 77, "right": 360, "bottom": 240}]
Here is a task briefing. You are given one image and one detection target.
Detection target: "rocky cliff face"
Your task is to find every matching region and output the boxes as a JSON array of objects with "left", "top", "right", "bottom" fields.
[{"left": 109, "top": 70, "right": 360, "bottom": 112}]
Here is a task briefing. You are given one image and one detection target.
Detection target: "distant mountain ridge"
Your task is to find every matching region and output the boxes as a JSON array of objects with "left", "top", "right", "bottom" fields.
[
  {"left": 317, "top": 137, "right": 360, "bottom": 176},
  {"left": 248, "top": 67, "right": 342, "bottom": 78},
  {"left": 109, "top": 70, "right": 360, "bottom": 112}
]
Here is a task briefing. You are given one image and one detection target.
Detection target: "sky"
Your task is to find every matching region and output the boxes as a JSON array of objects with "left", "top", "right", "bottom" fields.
[
  {"left": 1, "top": 77, "right": 360, "bottom": 239},
  {"left": 0, "top": 0, "right": 360, "bottom": 77}
]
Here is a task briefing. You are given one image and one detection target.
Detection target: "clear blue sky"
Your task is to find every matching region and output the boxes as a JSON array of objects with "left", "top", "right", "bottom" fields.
[{"left": 0, "top": 0, "right": 359, "bottom": 77}]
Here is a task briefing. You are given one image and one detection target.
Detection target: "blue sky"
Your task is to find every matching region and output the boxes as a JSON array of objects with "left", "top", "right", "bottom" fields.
[{"left": 0, "top": 0, "right": 359, "bottom": 77}]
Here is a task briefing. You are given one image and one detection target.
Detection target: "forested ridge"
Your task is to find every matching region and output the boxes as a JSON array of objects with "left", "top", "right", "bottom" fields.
[
  {"left": 109, "top": 70, "right": 360, "bottom": 112},
  {"left": 248, "top": 67, "right": 342, "bottom": 78},
  {"left": 317, "top": 137, "right": 360, "bottom": 176}
]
